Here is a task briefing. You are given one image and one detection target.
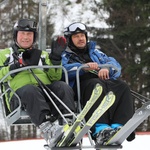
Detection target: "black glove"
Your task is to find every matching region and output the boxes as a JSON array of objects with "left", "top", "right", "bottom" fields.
[
  {"left": 9, "top": 61, "right": 23, "bottom": 78},
  {"left": 22, "top": 49, "right": 42, "bottom": 66},
  {"left": 22, "top": 50, "right": 33, "bottom": 65},
  {"left": 10, "top": 53, "right": 23, "bottom": 70},
  {"left": 10, "top": 49, "right": 42, "bottom": 77},
  {"left": 50, "top": 36, "right": 67, "bottom": 65},
  {"left": 10, "top": 62, "right": 22, "bottom": 70}
]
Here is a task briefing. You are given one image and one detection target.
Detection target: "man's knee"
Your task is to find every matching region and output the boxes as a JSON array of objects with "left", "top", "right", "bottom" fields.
[{"left": 20, "top": 84, "right": 40, "bottom": 95}]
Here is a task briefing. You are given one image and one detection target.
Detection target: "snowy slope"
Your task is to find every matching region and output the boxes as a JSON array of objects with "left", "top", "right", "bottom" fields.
[{"left": 0, "top": 134, "right": 149, "bottom": 150}]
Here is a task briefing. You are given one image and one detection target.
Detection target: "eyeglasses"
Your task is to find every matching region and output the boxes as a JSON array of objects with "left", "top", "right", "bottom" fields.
[
  {"left": 67, "top": 22, "right": 86, "bottom": 32},
  {"left": 15, "top": 19, "right": 37, "bottom": 30}
]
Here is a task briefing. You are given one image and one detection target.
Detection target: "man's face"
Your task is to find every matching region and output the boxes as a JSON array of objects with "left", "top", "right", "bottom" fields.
[
  {"left": 71, "top": 33, "right": 86, "bottom": 49},
  {"left": 17, "top": 31, "right": 34, "bottom": 49}
]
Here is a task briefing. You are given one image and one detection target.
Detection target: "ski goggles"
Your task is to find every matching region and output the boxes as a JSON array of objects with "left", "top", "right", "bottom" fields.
[
  {"left": 15, "top": 19, "right": 37, "bottom": 30},
  {"left": 67, "top": 22, "right": 86, "bottom": 32}
]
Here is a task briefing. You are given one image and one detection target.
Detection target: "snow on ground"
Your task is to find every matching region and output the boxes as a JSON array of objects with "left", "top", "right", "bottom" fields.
[{"left": 0, "top": 134, "right": 150, "bottom": 150}]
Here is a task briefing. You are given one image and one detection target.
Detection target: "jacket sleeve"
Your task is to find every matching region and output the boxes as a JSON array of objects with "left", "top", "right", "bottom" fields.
[
  {"left": 92, "top": 50, "right": 121, "bottom": 79},
  {"left": 105, "top": 56, "right": 121, "bottom": 78},
  {"left": 62, "top": 53, "right": 85, "bottom": 81},
  {"left": 0, "top": 50, "right": 13, "bottom": 82},
  {"left": 89, "top": 42, "right": 121, "bottom": 79}
]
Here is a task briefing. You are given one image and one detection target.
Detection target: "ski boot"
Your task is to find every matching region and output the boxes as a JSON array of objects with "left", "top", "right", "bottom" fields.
[
  {"left": 95, "top": 127, "right": 116, "bottom": 145},
  {"left": 39, "top": 120, "right": 64, "bottom": 148}
]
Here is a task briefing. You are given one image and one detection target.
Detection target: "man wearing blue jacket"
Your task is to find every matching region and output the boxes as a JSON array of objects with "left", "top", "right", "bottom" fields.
[{"left": 61, "top": 22, "right": 135, "bottom": 145}]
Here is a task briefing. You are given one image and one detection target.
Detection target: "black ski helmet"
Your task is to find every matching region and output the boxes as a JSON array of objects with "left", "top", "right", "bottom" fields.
[
  {"left": 13, "top": 18, "right": 38, "bottom": 44},
  {"left": 64, "top": 22, "right": 88, "bottom": 47}
]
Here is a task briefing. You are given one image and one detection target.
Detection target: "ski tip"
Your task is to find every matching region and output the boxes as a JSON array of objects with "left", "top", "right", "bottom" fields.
[
  {"left": 93, "top": 83, "right": 103, "bottom": 96},
  {"left": 95, "top": 83, "right": 103, "bottom": 89},
  {"left": 108, "top": 91, "right": 114, "bottom": 95}
]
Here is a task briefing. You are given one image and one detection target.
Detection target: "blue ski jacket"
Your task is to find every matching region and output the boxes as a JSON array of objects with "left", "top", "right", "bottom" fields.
[{"left": 62, "top": 41, "right": 121, "bottom": 87}]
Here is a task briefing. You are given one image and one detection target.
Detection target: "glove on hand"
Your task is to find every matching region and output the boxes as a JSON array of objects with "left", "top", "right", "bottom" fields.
[
  {"left": 22, "top": 49, "right": 41, "bottom": 66},
  {"left": 10, "top": 62, "right": 22, "bottom": 71},
  {"left": 10, "top": 53, "right": 23, "bottom": 70},
  {"left": 50, "top": 36, "right": 67, "bottom": 64},
  {"left": 22, "top": 50, "right": 33, "bottom": 65},
  {"left": 10, "top": 54, "right": 24, "bottom": 77},
  {"left": 11, "top": 50, "right": 33, "bottom": 68}
]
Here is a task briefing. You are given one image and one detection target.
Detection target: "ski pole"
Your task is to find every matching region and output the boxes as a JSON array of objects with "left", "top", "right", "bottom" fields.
[
  {"left": 28, "top": 68, "right": 77, "bottom": 123},
  {"left": 131, "top": 90, "right": 150, "bottom": 103}
]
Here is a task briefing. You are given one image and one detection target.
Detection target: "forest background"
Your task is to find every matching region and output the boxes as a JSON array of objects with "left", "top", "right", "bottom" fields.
[{"left": 0, "top": 0, "right": 149, "bottom": 141}]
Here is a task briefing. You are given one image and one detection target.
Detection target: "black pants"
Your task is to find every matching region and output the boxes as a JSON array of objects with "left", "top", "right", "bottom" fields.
[
  {"left": 79, "top": 78, "right": 134, "bottom": 133},
  {"left": 10, "top": 81, "right": 75, "bottom": 126}
]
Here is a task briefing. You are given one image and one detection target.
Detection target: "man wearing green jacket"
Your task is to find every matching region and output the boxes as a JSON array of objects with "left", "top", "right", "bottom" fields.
[{"left": 0, "top": 18, "right": 75, "bottom": 147}]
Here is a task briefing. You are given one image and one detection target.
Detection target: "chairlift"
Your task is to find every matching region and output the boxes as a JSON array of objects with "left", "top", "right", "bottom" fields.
[
  {"left": 0, "top": 65, "right": 69, "bottom": 126},
  {"left": 1, "top": 64, "right": 150, "bottom": 149}
]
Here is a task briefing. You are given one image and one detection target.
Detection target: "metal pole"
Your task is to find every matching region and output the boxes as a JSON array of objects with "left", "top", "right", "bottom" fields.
[{"left": 38, "top": 0, "right": 47, "bottom": 50}]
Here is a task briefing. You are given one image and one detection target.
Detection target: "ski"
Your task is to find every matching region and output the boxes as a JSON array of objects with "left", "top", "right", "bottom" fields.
[
  {"left": 57, "top": 83, "right": 103, "bottom": 147},
  {"left": 69, "top": 91, "right": 115, "bottom": 146},
  {"left": 45, "top": 145, "right": 122, "bottom": 150},
  {"left": 105, "top": 101, "right": 150, "bottom": 145}
]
